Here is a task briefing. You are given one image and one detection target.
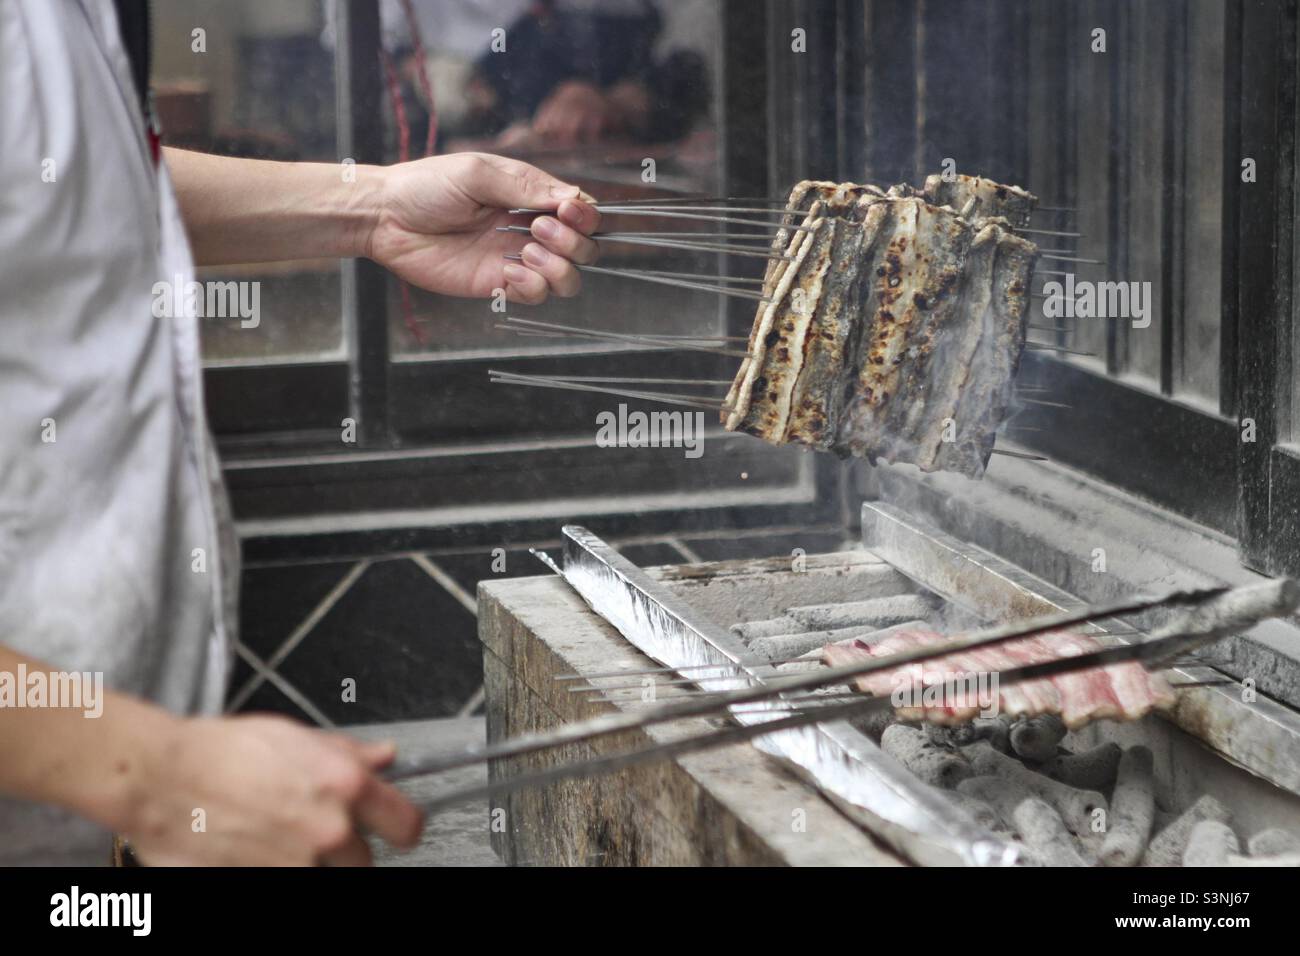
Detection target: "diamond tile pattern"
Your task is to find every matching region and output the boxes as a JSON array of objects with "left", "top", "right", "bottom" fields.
[{"left": 229, "top": 528, "right": 855, "bottom": 725}]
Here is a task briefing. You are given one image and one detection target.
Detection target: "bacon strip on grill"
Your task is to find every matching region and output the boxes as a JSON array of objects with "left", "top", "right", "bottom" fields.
[{"left": 820, "top": 627, "right": 1176, "bottom": 728}]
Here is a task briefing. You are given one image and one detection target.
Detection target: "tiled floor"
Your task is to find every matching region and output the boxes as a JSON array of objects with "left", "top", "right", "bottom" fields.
[{"left": 228, "top": 525, "right": 853, "bottom": 724}]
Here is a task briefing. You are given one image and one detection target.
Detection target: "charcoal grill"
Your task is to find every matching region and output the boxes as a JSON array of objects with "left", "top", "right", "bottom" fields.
[{"left": 479, "top": 506, "right": 1300, "bottom": 866}]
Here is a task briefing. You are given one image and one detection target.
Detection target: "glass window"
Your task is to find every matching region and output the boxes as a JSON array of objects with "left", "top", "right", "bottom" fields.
[
  {"left": 153, "top": 0, "right": 344, "bottom": 365},
  {"left": 363, "top": 0, "right": 726, "bottom": 358}
]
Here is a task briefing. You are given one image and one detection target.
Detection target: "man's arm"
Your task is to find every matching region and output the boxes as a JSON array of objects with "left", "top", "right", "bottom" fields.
[
  {"left": 0, "top": 644, "right": 422, "bottom": 865},
  {"left": 164, "top": 148, "right": 601, "bottom": 304},
  {"left": 162, "top": 148, "right": 382, "bottom": 266}
]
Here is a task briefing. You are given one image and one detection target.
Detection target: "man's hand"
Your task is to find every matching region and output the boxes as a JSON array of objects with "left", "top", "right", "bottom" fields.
[
  {"left": 125, "top": 715, "right": 423, "bottom": 866},
  {"left": 368, "top": 152, "right": 601, "bottom": 304}
]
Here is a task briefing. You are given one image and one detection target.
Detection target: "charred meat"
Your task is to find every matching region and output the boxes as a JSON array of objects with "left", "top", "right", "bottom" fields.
[{"left": 723, "top": 175, "right": 1038, "bottom": 479}]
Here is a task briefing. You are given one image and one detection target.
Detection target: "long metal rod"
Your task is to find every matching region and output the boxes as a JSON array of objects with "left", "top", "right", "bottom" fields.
[
  {"left": 489, "top": 371, "right": 730, "bottom": 412},
  {"left": 410, "top": 604, "right": 1268, "bottom": 812},
  {"left": 1026, "top": 342, "right": 1096, "bottom": 356},
  {"left": 593, "top": 204, "right": 802, "bottom": 217},
  {"left": 509, "top": 206, "right": 810, "bottom": 231},
  {"left": 575, "top": 262, "right": 769, "bottom": 301},
  {"left": 497, "top": 226, "right": 788, "bottom": 260},
  {"left": 990, "top": 448, "right": 1049, "bottom": 462},
  {"left": 540, "top": 376, "right": 735, "bottom": 387},
  {"left": 384, "top": 585, "right": 1229, "bottom": 783},
  {"left": 554, "top": 654, "right": 817, "bottom": 680},
  {"left": 593, "top": 232, "right": 775, "bottom": 242},
  {"left": 1018, "top": 227, "right": 1083, "bottom": 238},
  {"left": 633, "top": 270, "right": 765, "bottom": 285},
  {"left": 500, "top": 317, "right": 753, "bottom": 357},
  {"left": 498, "top": 225, "right": 774, "bottom": 243},
  {"left": 512, "top": 254, "right": 769, "bottom": 301},
  {"left": 591, "top": 196, "right": 790, "bottom": 206}
]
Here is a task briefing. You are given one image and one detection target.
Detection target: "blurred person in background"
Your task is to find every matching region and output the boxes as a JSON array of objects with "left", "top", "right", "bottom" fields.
[{"left": 337, "top": 0, "right": 712, "bottom": 152}]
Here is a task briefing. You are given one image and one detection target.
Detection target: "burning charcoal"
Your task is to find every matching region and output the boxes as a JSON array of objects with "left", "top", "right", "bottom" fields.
[
  {"left": 1012, "top": 797, "right": 1088, "bottom": 867},
  {"left": 880, "top": 724, "right": 974, "bottom": 789},
  {"left": 750, "top": 631, "right": 845, "bottom": 660},
  {"left": 945, "top": 789, "right": 1006, "bottom": 833},
  {"left": 924, "top": 714, "right": 1012, "bottom": 753},
  {"left": 1040, "top": 742, "right": 1124, "bottom": 791},
  {"left": 849, "top": 706, "right": 898, "bottom": 742},
  {"left": 1098, "top": 746, "right": 1155, "bottom": 867},
  {"left": 1182, "top": 820, "right": 1240, "bottom": 867},
  {"left": 1247, "top": 827, "right": 1300, "bottom": 858},
  {"left": 957, "top": 775, "right": 1036, "bottom": 830},
  {"left": 784, "top": 595, "right": 936, "bottom": 631},
  {"left": 1009, "top": 714, "right": 1067, "bottom": 762},
  {"left": 965, "top": 742, "right": 1107, "bottom": 835},
  {"left": 730, "top": 617, "right": 801, "bottom": 641},
  {"left": 754, "top": 617, "right": 934, "bottom": 660},
  {"left": 1141, "top": 794, "right": 1232, "bottom": 867}
]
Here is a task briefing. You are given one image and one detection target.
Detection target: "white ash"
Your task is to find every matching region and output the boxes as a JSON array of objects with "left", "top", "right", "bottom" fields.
[
  {"left": 1182, "top": 820, "right": 1240, "bottom": 867},
  {"left": 1142, "top": 794, "right": 1232, "bottom": 867}
]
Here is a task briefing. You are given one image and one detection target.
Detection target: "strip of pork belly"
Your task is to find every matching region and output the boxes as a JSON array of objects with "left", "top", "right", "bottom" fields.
[
  {"left": 922, "top": 174, "right": 1038, "bottom": 228},
  {"left": 820, "top": 628, "right": 1175, "bottom": 728},
  {"left": 932, "top": 223, "right": 1036, "bottom": 477},
  {"left": 833, "top": 198, "right": 975, "bottom": 468}
]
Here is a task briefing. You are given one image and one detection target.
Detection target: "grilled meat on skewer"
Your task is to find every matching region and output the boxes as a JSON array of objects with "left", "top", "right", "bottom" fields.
[
  {"left": 724, "top": 174, "right": 1039, "bottom": 479},
  {"left": 821, "top": 627, "right": 1176, "bottom": 728}
]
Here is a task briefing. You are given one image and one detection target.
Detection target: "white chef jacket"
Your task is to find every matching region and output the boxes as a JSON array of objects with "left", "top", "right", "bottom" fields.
[{"left": 0, "top": 0, "right": 237, "bottom": 863}]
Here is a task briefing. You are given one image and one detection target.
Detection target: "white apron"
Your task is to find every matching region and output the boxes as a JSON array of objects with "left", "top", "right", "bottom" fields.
[{"left": 0, "top": 0, "right": 237, "bottom": 864}]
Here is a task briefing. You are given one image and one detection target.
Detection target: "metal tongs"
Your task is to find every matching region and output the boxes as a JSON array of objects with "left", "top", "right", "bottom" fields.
[{"left": 386, "top": 577, "right": 1298, "bottom": 812}]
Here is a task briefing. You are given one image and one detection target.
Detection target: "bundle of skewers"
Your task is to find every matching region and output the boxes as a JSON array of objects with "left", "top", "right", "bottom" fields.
[{"left": 492, "top": 174, "right": 1102, "bottom": 480}]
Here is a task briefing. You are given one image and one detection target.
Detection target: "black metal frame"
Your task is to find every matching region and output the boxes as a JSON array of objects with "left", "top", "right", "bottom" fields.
[{"left": 1236, "top": 0, "right": 1300, "bottom": 575}]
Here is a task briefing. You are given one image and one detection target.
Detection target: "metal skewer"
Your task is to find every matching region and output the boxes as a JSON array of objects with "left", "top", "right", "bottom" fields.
[
  {"left": 385, "top": 585, "right": 1233, "bottom": 785},
  {"left": 631, "top": 270, "right": 765, "bottom": 285},
  {"left": 505, "top": 254, "right": 772, "bottom": 302},
  {"left": 499, "top": 317, "right": 753, "bottom": 357},
  {"left": 591, "top": 196, "right": 790, "bottom": 207},
  {"left": 554, "top": 655, "right": 818, "bottom": 680},
  {"left": 591, "top": 232, "right": 775, "bottom": 242},
  {"left": 489, "top": 371, "right": 732, "bottom": 413},
  {"left": 1017, "top": 227, "right": 1083, "bottom": 238},
  {"left": 409, "top": 582, "right": 1288, "bottom": 813},
  {"left": 1026, "top": 342, "right": 1096, "bottom": 356},
  {"left": 1037, "top": 250, "right": 1104, "bottom": 264},
  {"left": 990, "top": 448, "right": 1049, "bottom": 461},
  {"left": 539, "top": 376, "right": 735, "bottom": 387},
  {"left": 497, "top": 226, "right": 788, "bottom": 261},
  {"left": 509, "top": 206, "right": 812, "bottom": 231}
]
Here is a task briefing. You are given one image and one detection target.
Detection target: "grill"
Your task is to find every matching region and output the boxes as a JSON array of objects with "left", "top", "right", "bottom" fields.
[{"left": 478, "top": 511, "right": 1300, "bottom": 866}]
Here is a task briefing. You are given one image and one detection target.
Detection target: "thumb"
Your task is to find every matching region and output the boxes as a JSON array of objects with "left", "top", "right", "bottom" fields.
[
  {"left": 468, "top": 153, "right": 595, "bottom": 210},
  {"left": 326, "top": 734, "right": 397, "bottom": 770}
]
